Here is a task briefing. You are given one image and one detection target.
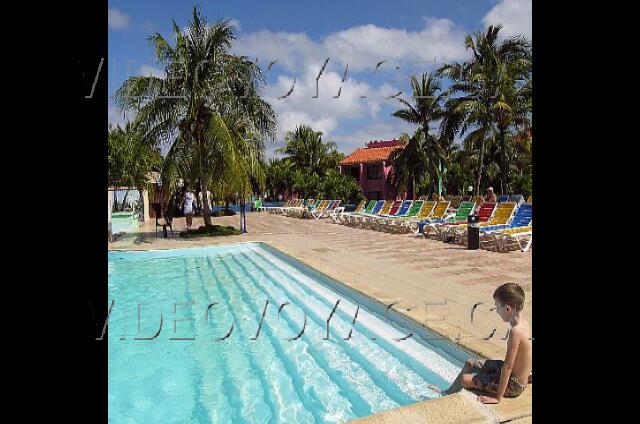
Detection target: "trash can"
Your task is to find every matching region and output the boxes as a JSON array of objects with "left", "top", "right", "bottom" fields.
[{"left": 467, "top": 214, "right": 480, "bottom": 250}]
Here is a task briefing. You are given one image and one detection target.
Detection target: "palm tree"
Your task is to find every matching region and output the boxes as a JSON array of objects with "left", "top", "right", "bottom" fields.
[
  {"left": 276, "top": 125, "right": 342, "bottom": 176},
  {"left": 108, "top": 122, "right": 163, "bottom": 210},
  {"left": 388, "top": 130, "right": 429, "bottom": 198},
  {"left": 391, "top": 73, "right": 447, "bottom": 195},
  {"left": 438, "top": 25, "right": 531, "bottom": 195},
  {"left": 265, "top": 158, "right": 295, "bottom": 200},
  {"left": 114, "top": 6, "right": 276, "bottom": 227},
  {"left": 494, "top": 72, "right": 531, "bottom": 193}
]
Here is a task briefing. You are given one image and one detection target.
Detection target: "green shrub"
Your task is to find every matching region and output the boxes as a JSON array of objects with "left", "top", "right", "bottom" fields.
[{"left": 180, "top": 225, "right": 241, "bottom": 239}]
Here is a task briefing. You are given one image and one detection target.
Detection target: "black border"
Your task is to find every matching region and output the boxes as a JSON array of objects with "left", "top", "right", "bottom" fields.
[
  {"left": 17, "top": 0, "right": 609, "bottom": 421},
  {"left": 16, "top": 1, "right": 108, "bottom": 421}
]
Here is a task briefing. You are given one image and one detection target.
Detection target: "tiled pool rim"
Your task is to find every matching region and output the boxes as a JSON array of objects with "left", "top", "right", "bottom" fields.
[{"left": 109, "top": 241, "right": 479, "bottom": 367}]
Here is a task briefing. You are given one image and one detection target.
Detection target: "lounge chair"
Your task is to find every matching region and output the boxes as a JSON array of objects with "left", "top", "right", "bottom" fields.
[
  {"left": 508, "top": 194, "right": 525, "bottom": 206},
  {"left": 483, "top": 225, "right": 533, "bottom": 252},
  {"left": 527, "top": 194, "right": 532, "bottom": 204},
  {"left": 372, "top": 200, "right": 413, "bottom": 231},
  {"left": 310, "top": 200, "right": 330, "bottom": 219},
  {"left": 290, "top": 199, "right": 316, "bottom": 218},
  {"left": 496, "top": 195, "right": 509, "bottom": 203},
  {"left": 356, "top": 200, "right": 392, "bottom": 228},
  {"left": 411, "top": 200, "right": 451, "bottom": 236},
  {"left": 346, "top": 200, "right": 380, "bottom": 226},
  {"left": 332, "top": 199, "right": 366, "bottom": 224},
  {"left": 370, "top": 200, "right": 402, "bottom": 224},
  {"left": 343, "top": 199, "right": 379, "bottom": 226},
  {"left": 440, "top": 202, "right": 497, "bottom": 240},
  {"left": 268, "top": 199, "right": 289, "bottom": 214},
  {"left": 281, "top": 199, "right": 295, "bottom": 215},
  {"left": 284, "top": 199, "right": 306, "bottom": 217},
  {"left": 313, "top": 200, "right": 341, "bottom": 219},
  {"left": 452, "top": 202, "right": 518, "bottom": 244},
  {"left": 278, "top": 199, "right": 299, "bottom": 214},
  {"left": 305, "top": 199, "right": 328, "bottom": 219},
  {"left": 449, "top": 195, "right": 463, "bottom": 209},
  {"left": 342, "top": 199, "right": 376, "bottom": 225},
  {"left": 360, "top": 200, "right": 394, "bottom": 228},
  {"left": 404, "top": 200, "right": 437, "bottom": 235},
  {"left": 423, "top": 201, "right": 476, "bottom": 238},
  {"left": 379, "top": 200, "right": 426, "bottom": 233},
  {"left": 427, "top": 201, "right": 451, "bottom": 221},
  {"left": 325, "top": 200, "right": 344, "bottom": 219},
  {"left": 480, "top": 203, "right": 532, "bottom": 234},
  {"left": 478, "top": 203, "right": 532, "bottom": 251}
]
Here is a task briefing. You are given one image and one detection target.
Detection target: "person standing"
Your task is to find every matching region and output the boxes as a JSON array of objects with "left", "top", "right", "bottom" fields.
[{"left": 183, "top": 184, "right": 196, "bottom": 230}]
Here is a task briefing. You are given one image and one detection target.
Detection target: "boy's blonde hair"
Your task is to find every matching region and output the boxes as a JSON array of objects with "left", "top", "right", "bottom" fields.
[{"left": 493, "top": 283, "right": 525, "bottom": 311}]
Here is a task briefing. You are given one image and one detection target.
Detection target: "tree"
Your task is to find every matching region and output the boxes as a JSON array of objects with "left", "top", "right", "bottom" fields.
[
  {"left": 108, "top": 123, "right": 162, "bottom": 210},
  {"left": 391, "top": 73, "right": 447, "bottom": 195},
  {"left": 438, "top": 25, "right": 531, "bottom": 195},
  {"left": 114, "top": 6, "right": 276, "bottom": 227},
  {"left": 320, "top": 170, "right": 363, "bottom": 202},
  {"left": 265, "top": 158, "right": 294, "bottom": 200},
  {"left": 276, "top": 125, "right": 343, "bottom": 176},
  {"left": 388, "top": 131, "right": 428, "bottom": 198}
]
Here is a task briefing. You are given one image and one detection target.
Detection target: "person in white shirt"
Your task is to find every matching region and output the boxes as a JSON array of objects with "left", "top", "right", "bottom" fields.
[{"left": 183, "top": 184, "right": 196, "bottom": 230}]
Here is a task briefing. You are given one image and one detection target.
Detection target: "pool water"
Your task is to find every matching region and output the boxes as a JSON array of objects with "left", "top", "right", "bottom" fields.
[{"left": 108, "top": 243, "right": 468, "bottom": 424}]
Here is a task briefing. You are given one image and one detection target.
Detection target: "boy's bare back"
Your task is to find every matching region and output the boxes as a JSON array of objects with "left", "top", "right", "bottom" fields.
[{"left": 509, "top": 317, "right": 532, "bottom": 385}]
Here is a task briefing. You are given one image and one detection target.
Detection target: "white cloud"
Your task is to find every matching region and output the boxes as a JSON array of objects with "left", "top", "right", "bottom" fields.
[
  {"left": 331, "top": 121, "right": 415, "bottom": 155},
  {"left": 233, "top": 30, "right": 316, "bottom": 71},
  {"left": 482, "top": 0, "right": 532, "bottom": 39},
  {"left": 108, "top": 7, "right": 131, "bottom": 30},
  {"left": 262, "top": 63, "right": 405, "bottom": 158},
  {"left": 232, "top": 17, "right": 468, "bottom": 73},
  {"left": 228, "top": 18, "right": 241, "bottom": 31},
  {"left": 323, "top": 18, "right": 467, "bottom": 71},
  {"left": 233, "top": 20, "right": 464, "bottom": 158},
  {"left": 138, "top": 65, "right": 165, "bottom": 78}
]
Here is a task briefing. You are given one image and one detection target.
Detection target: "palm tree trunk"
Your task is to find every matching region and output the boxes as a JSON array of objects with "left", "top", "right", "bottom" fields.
[
  {"left": 412, "top": 175, "right": 416, "bottom": 199},
  {"left": 476, "top": 129, "right": 487, "bottom": 196},
  {"left": 121, "top": 189, "right": 129, "bottom": 211},
  {"left": 197, "top": 121, "right": 213, "bottom": 227},
  {"left": 499, "top": 128, "right": 508, "bottom": 195},
  {"left": 202, "top": 185, "right": 212, "bottom": 226}
]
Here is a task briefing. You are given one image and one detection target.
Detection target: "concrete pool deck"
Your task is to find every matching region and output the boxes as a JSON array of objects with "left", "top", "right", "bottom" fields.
[{"left": 109, "top": 211, "right": 532, "bottom": 423}]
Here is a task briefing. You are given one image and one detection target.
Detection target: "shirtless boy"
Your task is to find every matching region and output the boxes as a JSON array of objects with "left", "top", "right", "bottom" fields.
[{"left": 445, "top": 283, "right": 532, "bottom": 404}]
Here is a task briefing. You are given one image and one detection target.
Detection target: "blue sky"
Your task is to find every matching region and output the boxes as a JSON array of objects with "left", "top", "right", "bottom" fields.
[{"left": 108, "top": 0, "right": 531, "bottom": 158}]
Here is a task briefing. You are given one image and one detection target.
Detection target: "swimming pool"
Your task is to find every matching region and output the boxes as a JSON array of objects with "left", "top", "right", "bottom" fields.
[{"left": 108, "top": 243, "right": 471, "bottom": 423}]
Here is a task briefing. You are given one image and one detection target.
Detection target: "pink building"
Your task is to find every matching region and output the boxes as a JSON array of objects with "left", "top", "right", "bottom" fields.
[{"left": 338, "top": 139, "right": 407, "bottom": 200}]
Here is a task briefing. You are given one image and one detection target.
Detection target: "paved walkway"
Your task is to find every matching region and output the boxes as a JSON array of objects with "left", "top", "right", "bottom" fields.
[{"left": 109, "top": 211, "right": 533, "bottom": 422}]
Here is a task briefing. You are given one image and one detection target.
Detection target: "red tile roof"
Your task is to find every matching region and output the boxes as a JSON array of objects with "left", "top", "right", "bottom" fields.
[{"left": 339, "top": 140, "right": 406, "bottom": 166}]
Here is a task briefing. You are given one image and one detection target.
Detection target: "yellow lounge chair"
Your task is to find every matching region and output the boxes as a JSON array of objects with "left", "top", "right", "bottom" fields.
[{"left": 482, "top": 225, "right": 532, "bottom": 252}]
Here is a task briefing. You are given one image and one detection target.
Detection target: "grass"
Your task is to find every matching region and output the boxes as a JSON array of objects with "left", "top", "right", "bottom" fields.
[{"left": 180, "top": 224, "right": 242, "bottom": 239}]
